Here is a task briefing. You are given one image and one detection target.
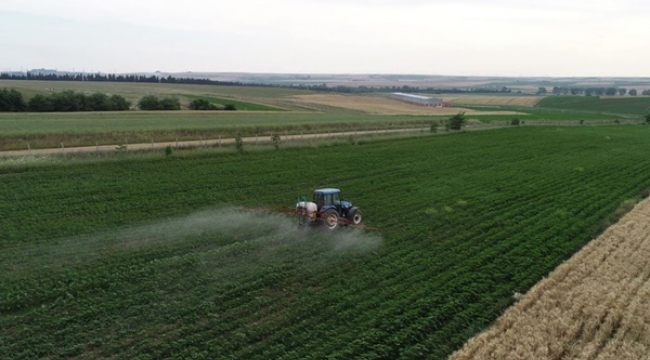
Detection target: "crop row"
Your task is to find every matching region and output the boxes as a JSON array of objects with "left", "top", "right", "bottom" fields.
[{"left": 2, "top": 126, "right": 650, "bottom": 359}]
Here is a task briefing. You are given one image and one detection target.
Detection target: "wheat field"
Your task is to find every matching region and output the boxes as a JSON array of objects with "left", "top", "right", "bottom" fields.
[
  {"left": 449, "top": 197, "right": 650, "bottom": 360},
  {"left": 443, "top": 95, "right": 544, "bottom": 107},
  {"left": 291, "top": 94, "right": 521, "bottom": 115}
]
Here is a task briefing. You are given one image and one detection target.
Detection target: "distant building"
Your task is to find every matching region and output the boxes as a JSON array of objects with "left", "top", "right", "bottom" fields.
[{"left": 390, "top": 92, "right": 444, "bottom": 107}]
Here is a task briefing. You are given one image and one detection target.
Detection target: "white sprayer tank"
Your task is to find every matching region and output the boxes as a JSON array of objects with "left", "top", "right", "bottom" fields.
[{"left": 296, "top": 201, "right": 318, "bottom": 219}]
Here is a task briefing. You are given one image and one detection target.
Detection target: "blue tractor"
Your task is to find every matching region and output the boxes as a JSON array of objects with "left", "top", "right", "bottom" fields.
[{"left": 295, "top": 188, "right": 363, "bottom": 230}]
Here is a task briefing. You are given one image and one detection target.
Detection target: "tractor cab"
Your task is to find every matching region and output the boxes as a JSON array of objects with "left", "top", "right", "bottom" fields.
[{"left": 314, "top": 188, "right": 339, "bottom": 208}]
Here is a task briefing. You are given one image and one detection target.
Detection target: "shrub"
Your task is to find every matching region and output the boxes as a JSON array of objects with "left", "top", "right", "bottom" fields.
[
  {"left": 189, "top": 99, "right": 218, "bottom": 110},
  {"left": 87, "top": 93, "right": 110, "bottom": 111},
  {"left": 108, "top": 95, "right": 131, "bottom": 111},
  {"left": 50, "top": 90, "right": 87, "bottom": 111},
  {"left": 165, "top": 145, "right": 173, "bottom": 157},
  {"left": 138, "top": 95, "right": 161, "bottom": 110},
  {"left": 234, "top": 133, "right": 244, "bottom": 153},
  {"left": 430, "top": 121, "right": 439, "bottom": 133},
  {"left": 447, "top": 112, "right": 466, "bottom": 130},
  {"left": 271, "top": 134, "right": 281, "bottom": 150},
  {"left": 159, "top": 97, "right": 181, "bottom": 110},
  {"left": 27, "top": 94, "right": 53, "bottom": 112},
  {"left": 224, "top": 104, "right": 237, "bottom": 111},
  {"left": 614, "top": 199, "right": 637, "bottom": 219},
  {"left": 139, "top": 96, "right": 180, "bottom": 110},
  {"left": 510, "top": 118, "right": 520, "bottom": 126},
  {"left": 638, "top": 188, "right": 650, "bottom": 199},
  {"left": 0, "top": 88, "right": 27, "bottom": 112}
]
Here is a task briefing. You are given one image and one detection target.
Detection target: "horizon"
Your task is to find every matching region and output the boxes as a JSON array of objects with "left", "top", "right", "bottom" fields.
[{"left": 3, "top": 68, "right": 650, "bottom": 80}]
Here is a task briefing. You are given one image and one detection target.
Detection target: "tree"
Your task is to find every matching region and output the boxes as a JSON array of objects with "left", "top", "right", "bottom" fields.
[
  {"left": 536, "top": 87, "right": 547, "bottom": 95},
  {"left": 646, "top": 112, "right": 650, "bottom": 124},
  {"left": 0, "top": 88, "right": 27, "bottom": 112},
  {"left": 138, "top": 95, "right": 161, "bottom": 110},
  {"left": 48, "top": 90, "right": 84, "bottom": 111},
  {"left": 605, "top": 87, "right": 618, "bottom": 96},
  {"left": 87, "top": 93, "right": 110, "bottom": 111},
  {"left": 27, "top": 94, "right": 53, "bottom": 112},
  {"left": 108, "top": 94, "right": 131, "bottom": 110},
  {"left": 447, "top": 112, "right": 466, "bottom": 130},
  {"left": 189, "top": 99, "right": 218, "bottom": 110},
  {"left": 618, "top": 88, "right": 627, "bottom": 96},
  {"left": 224, "top": 104, "right": 237, "bottom": 111},
  {"left": 159, "top": 97, "right": 181, "bottom": 110},
  {"left": 628, "top": 89, "right": 637, "bottom": 96}
]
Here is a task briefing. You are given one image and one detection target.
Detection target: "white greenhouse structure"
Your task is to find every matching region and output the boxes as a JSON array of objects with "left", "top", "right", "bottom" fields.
[{"left": 390, "top": 92, "right": 443, "bottom": 107}]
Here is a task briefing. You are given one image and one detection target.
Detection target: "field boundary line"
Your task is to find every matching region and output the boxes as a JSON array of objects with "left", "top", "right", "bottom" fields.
[{"left": 0, "top": 128, "right": 431, "bottom": 157}]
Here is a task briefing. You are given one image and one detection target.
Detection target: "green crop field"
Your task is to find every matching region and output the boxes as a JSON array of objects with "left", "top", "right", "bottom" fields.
[
  {"left": 536, "top": 96, "right": 650, "bottom": 116},
  {"left": 0, "top": 111, "right": 433, "bottom": 151},
  {"left": 0, "top": 80, "right": 312, "bottom": 100},
  {"left": 3, "top": 126, "right": 650, "bottom": 359}
]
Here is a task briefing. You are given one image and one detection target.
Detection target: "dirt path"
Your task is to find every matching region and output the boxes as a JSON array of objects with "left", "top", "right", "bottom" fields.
[
  {"left": 0, "top": 127, "right": 435, "bottom": 157},
  {"left": 448, "top": 197, "right": 650, "bottom": 360}
]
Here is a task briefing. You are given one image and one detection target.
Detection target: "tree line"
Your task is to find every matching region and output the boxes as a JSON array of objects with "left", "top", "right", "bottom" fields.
[
  {"left": 137, "top": 96, "right": 236, "bottom": 111},
  {"left": 0, "top": 72, "right": 515, "bottom": 94},
  {"left": 0, "top": 72, "right": 248, "bottom": 87},
  {"left": 0, "top": 88, "right": 237, "bottom": 112},
  {"left": 537, "top": 86, "right": 648, "bottom": 96},
  {"left": 0, "top": 89, "right": 130, "bottom": 112},
  {"left": 294, "top": 83, "right": 513, "bottom": 95}
]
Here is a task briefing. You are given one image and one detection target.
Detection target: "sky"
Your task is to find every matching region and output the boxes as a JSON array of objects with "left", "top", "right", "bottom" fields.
[{"left": 0, "top": 0, "right": 648, "bottom": 77}]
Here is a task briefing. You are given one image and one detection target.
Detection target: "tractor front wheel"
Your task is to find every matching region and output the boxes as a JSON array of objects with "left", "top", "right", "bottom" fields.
[
  {"left": 348, "top": 208, "right": 363, "bottom": 225},
  {"left": 323, "top": 210, "right": 339, "bottom": 230}
]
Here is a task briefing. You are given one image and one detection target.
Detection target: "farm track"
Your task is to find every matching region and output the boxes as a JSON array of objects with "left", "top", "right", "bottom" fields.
[
  {"left": 0, "top": 128, "right": 432, "bottom": 157},
  {"left": 448, "top": 196, "right": 650, "bottom": 360},
  {"left": 0, "top": 126, "right": 507, "bottom": 157}
]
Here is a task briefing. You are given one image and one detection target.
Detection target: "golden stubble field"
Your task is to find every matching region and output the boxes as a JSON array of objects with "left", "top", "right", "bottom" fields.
[
  {"left": 291, "top": 94, "right": 522, "bottom": 116},
  {"left": 449, "top": 197, "right": 650, "bottom": 360},
  {"left": 443, "top": 95, "right": 544, "bottom": 107}
]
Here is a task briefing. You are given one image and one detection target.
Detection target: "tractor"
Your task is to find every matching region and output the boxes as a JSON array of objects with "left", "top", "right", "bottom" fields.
[{"left": 295, "top": 188, "right": 363, "bottom": 230}]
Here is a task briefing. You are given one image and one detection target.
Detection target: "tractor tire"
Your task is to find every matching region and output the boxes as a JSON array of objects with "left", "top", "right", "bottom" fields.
[
  {"left": 323, "top": 210, "right": 339, "bottom": 230},
  {"left": 347, "top": 208, "right": 363, "bottom": 225}
]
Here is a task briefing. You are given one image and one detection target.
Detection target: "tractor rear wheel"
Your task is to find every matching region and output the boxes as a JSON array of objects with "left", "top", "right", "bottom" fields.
[
  {"left": 323, "top": 210, "right": 339, "bottom": 230},
  {"left": 348, "top": 208, "right": 363, "bottom": 225}
]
